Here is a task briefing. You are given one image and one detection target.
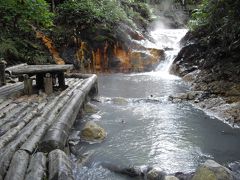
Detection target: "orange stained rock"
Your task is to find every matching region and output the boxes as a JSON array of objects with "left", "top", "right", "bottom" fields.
[
  {"left": 36, "top": 31, "right": 65, "bottom": 65},
  {"left": 76, "top": 41, "right": 89, "bottom": 71},
  {"left": 103, "top": 42, "right": 109, "bottom": 72},
  {"left": 94, "top": 49, "right": 102, "bottom": 72},
  {"left": 148, "top": 48, "right": 164, "bottom": 63},
  {"left": 113, "top": 44, "right": 131, "bottom": 72}
]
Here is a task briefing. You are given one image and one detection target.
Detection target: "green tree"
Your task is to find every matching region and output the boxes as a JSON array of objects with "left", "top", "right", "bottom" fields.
[{"left": 0, "top": 0, "right": 54, "bottom": 64}]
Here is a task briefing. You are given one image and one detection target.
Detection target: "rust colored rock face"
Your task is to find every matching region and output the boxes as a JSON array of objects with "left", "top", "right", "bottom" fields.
[
  {"left": 74, "top": 40, "right": 164, "bottom": 73},
  {"left": 36, "top": 31, "right": 65, "bottom": 65}
]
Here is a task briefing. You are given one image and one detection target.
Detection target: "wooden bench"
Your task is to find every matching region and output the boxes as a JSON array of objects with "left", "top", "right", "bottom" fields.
[{"left": 9, "top": 64, "right": 73, "bottom": 95}]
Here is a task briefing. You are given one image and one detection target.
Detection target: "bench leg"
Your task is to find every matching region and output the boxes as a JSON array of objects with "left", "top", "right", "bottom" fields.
[
  {"left": 23, "top": 74, "right": 33, "bottom": 95},
  {"left": 0, "top": 61, "right": 6, "bottom": 86},
  {"left": 57, "top": 72, "right": 66, "bottom": 89},
  {"left": 44, "top": 73, "right": 53, "bottom": 95}
]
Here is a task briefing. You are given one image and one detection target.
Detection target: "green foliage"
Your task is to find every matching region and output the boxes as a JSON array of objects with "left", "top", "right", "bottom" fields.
[
  {"left": 188, "top": 0, "right": 240, "bottom": 52},
  {"left": 56, "top": 0, "right": 129, "bottom": 31},
  {"left": 54, "top": 0, "right": 152, "bottom": 45},
  {"left": 0, "top": 0, "right": 54, "bottom": 64},
  {"left": 0, "top": 39, "right": 19, "bottom": 59},
  {"left": 189, "top": 0, "right": 240, "bottom": 33},
  {"left": 0, "top": 0, "right": 53, "bottom": 32}
]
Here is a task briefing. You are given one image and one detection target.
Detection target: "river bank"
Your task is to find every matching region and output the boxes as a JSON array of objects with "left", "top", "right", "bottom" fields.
[{"left": 169, "top": 29, "right": 240, "bottom": 127}]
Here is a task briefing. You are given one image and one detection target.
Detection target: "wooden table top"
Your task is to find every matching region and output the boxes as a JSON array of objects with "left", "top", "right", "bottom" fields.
[{"left": 10, "top": 64, "right": 73, "bottom": 75}]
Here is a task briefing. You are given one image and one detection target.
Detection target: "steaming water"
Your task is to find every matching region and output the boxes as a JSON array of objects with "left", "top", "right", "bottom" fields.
[{"left": 72, "top": 29, "right": 240, "bottom": 180}]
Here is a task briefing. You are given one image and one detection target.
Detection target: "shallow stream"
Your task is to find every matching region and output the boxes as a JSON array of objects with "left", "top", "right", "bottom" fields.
[{"left": 72, "top": 28, "right": 240, "bottom": 180}]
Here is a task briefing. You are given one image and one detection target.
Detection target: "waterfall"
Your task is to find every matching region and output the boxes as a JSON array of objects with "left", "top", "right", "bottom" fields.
[
  {"left": 131, "top": 28, "right": 187, "bottom": 79},
  {"left": 151, "top": 28, "right": 188, "bottom": 72}
]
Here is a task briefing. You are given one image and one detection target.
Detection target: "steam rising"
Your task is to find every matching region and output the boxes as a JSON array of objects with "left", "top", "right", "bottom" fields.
[{"left": 148, "top": 0, "right": 188, "bottom": 30}]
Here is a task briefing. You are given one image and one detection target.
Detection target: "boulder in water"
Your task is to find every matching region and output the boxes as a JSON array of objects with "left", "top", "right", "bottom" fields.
[
  {"left": 80, "top": 121, "right": 107, "bottom": 142},
  {"left": 83, "top": 102, "right": 99, "bottom": 114},
  {"left": 112, "top": 97, "right": 129, "bottom": 105},
  {"left": 192, "top": 160, "right": 234, "bottom": 180},
  {"left": 227, "top": 161, "right": 240, "bottom": 179},
  {"left": 165, "top": 176, "right": 179, "bottom": 180},
  {"left": 146, "top": 167, "right": 166, "bottom": 180}
]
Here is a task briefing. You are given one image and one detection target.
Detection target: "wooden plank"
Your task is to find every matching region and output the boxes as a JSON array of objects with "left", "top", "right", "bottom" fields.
[
  {"left": 11, "top": 65, "right": 73, "bottom": 75},
  {"left": 19, "top": 80, "right": 84, "bottom": 154},
  {"left": 40, "top": 90, "right": 85, "bottom": 152},
  {"left": 25, "top": 152, "right": 47, "bottom": 180},
  {"left": 5, "top": 63, "right": 27, "bottom": 76},
  {"left": 48, "top": 149, "right": 73, "bottom": 180},
  {"left": 4, "top": 150, "right": 30, "bottom": 180},
  {"left": 40, "top": 75, "right": 97, "bottom": 152}
]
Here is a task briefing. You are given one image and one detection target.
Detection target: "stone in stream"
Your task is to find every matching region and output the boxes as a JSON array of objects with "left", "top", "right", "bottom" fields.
[
  {"left": 192, "top": 160, "right": 235, "bottom": 180},
  {"left": 174, "top": 172, "right": 194, "bottom": 180},
  {"left": 100, "top": 162, "right": 152, "bottom": 177},
  {"left": 146, "top": 167, "right": 166, "bottom": 180},
  {"left": 165, "top": 176, "right": 179, "bottom": 180},
  {"left": 112, "top": 97, "right": 129, "bottom": 105},
  {"left": 68, "top": 130, "right": 81, "bottom": 146},
  {"left": 227, "top": 161, "right": 240, "bottom": 179},
  {"left": 80, "top": 121, "right": 107, "bottom": 142},
  {"left": 83, "top": 102, "right": 99, "bottom": 114}
]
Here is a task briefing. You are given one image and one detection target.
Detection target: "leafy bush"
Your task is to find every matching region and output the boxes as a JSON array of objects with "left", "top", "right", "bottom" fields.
[
  {"left": 56, "top": 0, "right": 129, "bottom": 31},
  {"left": 188, "top": 0, "right": 240, "bottom": 48},
  {"left": 0, "top": 0, "right": 54, "bottom": 64},
  {"left": 0, "top": 0, "right": 53, "bottom": 32}
]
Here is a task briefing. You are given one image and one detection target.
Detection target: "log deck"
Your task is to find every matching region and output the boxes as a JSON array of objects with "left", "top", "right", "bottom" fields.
[{"left": 0, "top": 74, "right": 98, "bottom": 180}]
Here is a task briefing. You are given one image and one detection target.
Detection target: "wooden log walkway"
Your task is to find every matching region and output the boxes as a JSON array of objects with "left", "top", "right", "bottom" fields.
[{"left": 0, "top": 74, "right": 98, "bottom": 180}]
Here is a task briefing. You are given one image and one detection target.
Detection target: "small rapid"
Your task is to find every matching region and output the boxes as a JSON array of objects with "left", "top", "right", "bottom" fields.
[{"left": 72, "top": 28, "right": 240, "bottom": 180}]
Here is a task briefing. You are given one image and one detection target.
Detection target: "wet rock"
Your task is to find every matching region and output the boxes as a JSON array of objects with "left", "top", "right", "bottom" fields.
[
  {"left": 182, "top": 70, "right": 199, "bottom": 82},
  {"left": 68, "top": 131, "right": 81, "bottom": 146},
  {"left": 146, "top": 167, "right": 166, "bottom": 180},
  {"left": 101, "top": 163, "right": 142, "bottom": 177},
  {"left": 112, "top": 97, "right": 129, "bottom": 105},
  {"left": 169, "top": 91, "right": 200, "bottom": 102},
  {"left": 75, "top": 150, "right": 95, "bottom": 168},
  {"left": 225, "top": 84, "right": 240, "bottom": 96},
  {"left": 175, "top": 172, "right": 194, "bottom": 180},
  {"left": 227, "top": 161, "right": 240, "bottom": 179},
  {"left": 83, "top": 102, "right": 99, "bottom": 114},
  {"left": 192, "top": 160, "right": 234, "bottom": 180},
  {"left": 129, "top": 48, "right": 164, "bottom": 72},
  {"left": 165, "top": 176, "right": 179, "bottom": 180},
  {"left": 80, "top": 121, "right": 106, "bottom": 142}
]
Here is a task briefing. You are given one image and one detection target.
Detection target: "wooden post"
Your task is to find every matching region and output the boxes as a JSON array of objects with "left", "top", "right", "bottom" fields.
[
  {"left": 0, "top": 61, "right": 6, "bottom": 86},
  {"left": 36, "top": 73, "right": 44, "bottom": 89},
  {"left": 44, "top": 73, "right": 53, "bottom": 95},
  {"left": 23, "top": 74, "right": 33, "bottom": 95},
  {"left": 57, "top": 72, "right": 66, "bottom": 89}
]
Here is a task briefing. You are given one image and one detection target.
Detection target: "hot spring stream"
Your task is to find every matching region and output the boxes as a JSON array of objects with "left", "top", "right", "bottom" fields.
[{"left": 72, "top": 29, "right": 240, "bottom": 180}]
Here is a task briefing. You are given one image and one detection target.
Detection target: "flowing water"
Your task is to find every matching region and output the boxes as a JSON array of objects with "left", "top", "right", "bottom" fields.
[{"left": 72, "top": 28, "right": 240, "bottom": 180}]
